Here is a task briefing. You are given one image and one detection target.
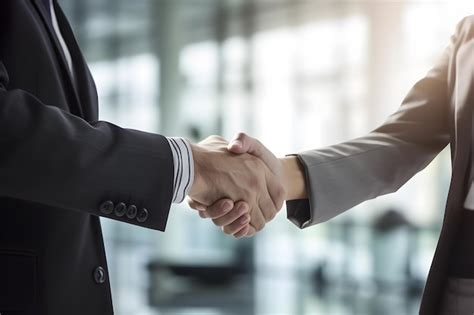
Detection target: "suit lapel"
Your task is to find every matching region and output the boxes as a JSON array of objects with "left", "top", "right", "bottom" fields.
[
  {"left": 31, "top": 0, "right": 84, "bottom": 117},
  {"left": 53, "top": 2, "right": 98, "bottom": 121}
]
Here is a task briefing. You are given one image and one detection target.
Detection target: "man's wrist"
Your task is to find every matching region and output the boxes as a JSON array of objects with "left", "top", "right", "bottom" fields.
[
  {"left": 166, "top": 137, "right": 195, "bottom": 203},
  {"left": 189, "top": 143, "right": 205, "bottom": 198}
]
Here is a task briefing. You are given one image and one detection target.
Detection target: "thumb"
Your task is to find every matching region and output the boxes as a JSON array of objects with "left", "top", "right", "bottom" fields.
[
  {"left": 228, "top": 132, "right": 256, "bottom": 154},
  {"left": 228, "top": 137, "right": 247, "bottom": 154},
  {"left": 228, "top": 132, "right": 280, "bottom": 175},
  {"left": 187, "top": 197, "right": 208, "bottom": 212}
]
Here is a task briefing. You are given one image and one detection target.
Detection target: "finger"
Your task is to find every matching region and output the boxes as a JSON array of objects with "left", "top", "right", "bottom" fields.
[
  {"left": 249, "top": 205, "right": 266, "bottom": 232},
  {"left": 227, "top": 132, "right": 253, "bottom": 153},
  {"left": 245, "top": 225, "right": 257, "bottom": 237},
  {"left": 233, "top": 225, "right": 250, "bottom": 239},
  {"left": 222, "top": 214, "right": 250, "bottom": 235},
  {"left": 227, "top": 133, "right": 281, "bottom": 175},
  {"left": 205, "top": 198, "right": 235, "bottom": 219},
  {"left": 199, "top": 210, "right": 210, "bottom": 219},
  {"left": 187, "top": 197, "right": 207, "bottom": 212},
  {"left": 187, "top": 198, "right": 211, "bottom": 218},
  {"left": 212, "top": 202, "right": 249, "bottom": 226},
  {"left": 264, "top": 168, "right": 286, "bottom": 212},
  {"left": 258, "top": 194, "right": 277, "bottom": 222}
]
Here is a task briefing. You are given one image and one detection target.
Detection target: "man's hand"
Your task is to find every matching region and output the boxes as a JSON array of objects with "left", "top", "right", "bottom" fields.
[
  {"left": 188, "top": 135, "right": 286, "bottom": 235},
  {"left": 188, "top": 133, "right": 287, "bottom": 237},
  {"left": 188, "top": 198, "right": 253, "bottom": 238},
  {"left": 228, "top": 133, "right": 306, "bottom": 201}
]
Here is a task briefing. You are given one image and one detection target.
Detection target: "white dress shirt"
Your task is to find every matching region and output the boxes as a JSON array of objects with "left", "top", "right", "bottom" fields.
[
  {"left": 48, "top": 0, "right": 73, "bottom": 75},
  {"left": 166, "top": 138, "right": 195, "bottom": 203},
  {"left": 47, "top": 0, "right": 194, "bottom": 204}
]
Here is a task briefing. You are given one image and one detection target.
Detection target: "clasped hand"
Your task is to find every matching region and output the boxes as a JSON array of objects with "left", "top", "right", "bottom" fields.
[{"left": 188, "top": 133, "right": 285, "bottom": 238}]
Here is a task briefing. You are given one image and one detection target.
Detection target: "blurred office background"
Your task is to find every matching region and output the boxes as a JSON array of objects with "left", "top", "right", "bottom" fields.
[{"left": 60, "top": 0, "right": 473, "bottom": 314}]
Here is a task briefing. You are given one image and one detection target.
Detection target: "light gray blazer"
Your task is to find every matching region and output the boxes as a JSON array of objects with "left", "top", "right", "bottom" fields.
[{"left": 285, "top": 16, "right": 474, "bottom": 315}]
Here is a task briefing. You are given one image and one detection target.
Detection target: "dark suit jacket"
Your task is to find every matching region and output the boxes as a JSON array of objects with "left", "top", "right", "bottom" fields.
[
  {"left": 286, "top": 16, "right": 474, "bottom": 314},
  {"left": 0, "top": 1, "right": 174, "bottom": 314}
]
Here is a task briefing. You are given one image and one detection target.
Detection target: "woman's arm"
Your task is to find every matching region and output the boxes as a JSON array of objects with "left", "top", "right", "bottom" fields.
[{"left": 189, "top": 16, "right": 473, "bottom": 235}]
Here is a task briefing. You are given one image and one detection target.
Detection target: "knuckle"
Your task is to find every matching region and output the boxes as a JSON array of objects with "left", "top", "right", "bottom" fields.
[
  {"left": 264, "top": 210, "right": 276, "bottom": 221},
  {"left": 208, "top": 134, "right": 225, "bottom": 143},
  {"left": 236, "top": 132, "right": 247, "bottom": 139},
  {"left": 268, "top": 210, "right": 277, "bottom": 221},
  {"left": 276, "top": 185, "right": 286, "bottom": 204},
  {"left": 255, "top": 221, "right": 265, "bottom": 232},
  {"left": 204, "top": 135, "right": 216, "bottom": 142}
]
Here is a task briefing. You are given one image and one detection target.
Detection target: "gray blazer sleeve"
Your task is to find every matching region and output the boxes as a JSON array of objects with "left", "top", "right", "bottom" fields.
[{"left": 286, "top": 17, "right": 470, "bottom": 229}]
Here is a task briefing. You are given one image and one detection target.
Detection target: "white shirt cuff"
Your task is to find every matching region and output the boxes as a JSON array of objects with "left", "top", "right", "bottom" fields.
[{"left": 166, "top": 137, "right": 195, "bottom": 204}]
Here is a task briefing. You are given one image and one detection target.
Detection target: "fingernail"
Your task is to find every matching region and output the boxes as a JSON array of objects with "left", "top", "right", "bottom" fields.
[{"left": 231, "top": 140, "right": 242, "bottom": 148}]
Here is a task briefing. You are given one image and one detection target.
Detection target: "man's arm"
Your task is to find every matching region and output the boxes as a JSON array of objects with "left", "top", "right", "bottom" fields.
[
  {"left": 0, "top": 60, "right": 174, "bottom": 230},
  {"left": 0, "top": 60, "right": 284, "bottom": 232}
]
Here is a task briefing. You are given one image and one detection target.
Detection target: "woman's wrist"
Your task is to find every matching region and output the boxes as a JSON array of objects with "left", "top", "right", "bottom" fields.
[{"left": 280, "top": 156, "right": 307, "bottom": 200}]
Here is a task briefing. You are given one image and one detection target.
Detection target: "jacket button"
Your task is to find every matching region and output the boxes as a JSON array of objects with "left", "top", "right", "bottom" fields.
[
  {"left": 93, "top": 266, "right": 106, "bottom": 284},
  {"left": 137, "top": 208, "right": 149, "bottom": 223},
  {"left": 114, "top": 202, "right": 127, "bottom": 217},
  {"left": 99, "top": 201, "right": 114, "bottom": 215},
  {"left": 126, "top": 205, "right": 138, "bottom": 219}
]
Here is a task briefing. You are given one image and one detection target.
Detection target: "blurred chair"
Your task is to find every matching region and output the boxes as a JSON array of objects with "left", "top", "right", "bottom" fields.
[
  {"left": 147, "top": 240, "right": 255, "bottom": 314},
  {"left": 372, "top": 208, "right": 415, "bottom": 291}
]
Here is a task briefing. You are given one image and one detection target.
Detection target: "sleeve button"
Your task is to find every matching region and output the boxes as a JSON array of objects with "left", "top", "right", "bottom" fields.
[
  {"left": 99, "top": 201, "right": 114, "bottom": 215},
  {"left": 126, "top": 205, "right": 138, "bottom": 219},
  {"left": 114, "top": 202, "right": 127, "bottom": 217},
  {"left": 137, "top": 208, "right": 149, "bottom": 223},
  {"left": 93, "top": 266, "right": 106, "bottom": 284}
]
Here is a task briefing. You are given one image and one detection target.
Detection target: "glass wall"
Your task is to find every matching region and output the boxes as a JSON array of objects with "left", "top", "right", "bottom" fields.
[{"left": 60, "top": 1, "right": 474, "bottom": 314}]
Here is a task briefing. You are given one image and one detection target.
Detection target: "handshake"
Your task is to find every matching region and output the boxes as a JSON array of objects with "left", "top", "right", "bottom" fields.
[{"left": 187, "top": 133, "right": 306, "bottom": 238}]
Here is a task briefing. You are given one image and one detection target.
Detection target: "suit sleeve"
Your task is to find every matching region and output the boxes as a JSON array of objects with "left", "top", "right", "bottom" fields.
[
  {"left": 0, "top": 61, "right": 174, "bottom": 231},
  {"left": 286, "top": 17, "right": 473, "bottom": 229}
]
